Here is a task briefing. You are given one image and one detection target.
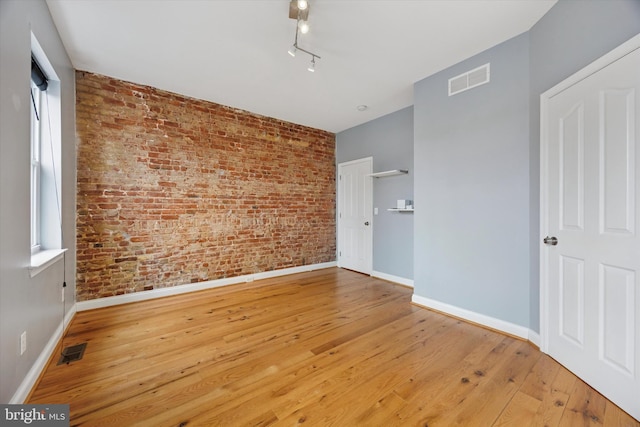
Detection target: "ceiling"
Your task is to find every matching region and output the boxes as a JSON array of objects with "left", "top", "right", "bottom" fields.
[{"left": 46, "top": 0, "right": 557, "bottom": 133}]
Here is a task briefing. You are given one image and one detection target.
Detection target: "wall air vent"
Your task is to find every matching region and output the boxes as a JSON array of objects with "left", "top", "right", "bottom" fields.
[{"left": 448, "top": 63, "right": 490, "bottom": 96}]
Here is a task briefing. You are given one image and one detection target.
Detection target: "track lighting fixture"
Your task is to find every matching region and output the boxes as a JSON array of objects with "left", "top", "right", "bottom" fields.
[{"left": 287, "top": 0, "right": 321, "bottom": 72}]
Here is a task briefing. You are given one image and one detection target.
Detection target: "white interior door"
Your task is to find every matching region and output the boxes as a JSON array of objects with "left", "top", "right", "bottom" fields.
[
  {"left": 338, "top": 157, "right": 372, "bottom": 274},
  {"left": 541, "top": 38, "right": 640, "bottom": 421}
]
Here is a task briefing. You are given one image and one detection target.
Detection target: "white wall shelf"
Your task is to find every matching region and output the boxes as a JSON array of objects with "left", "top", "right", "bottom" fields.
[
  {"left": 368, "top": 169, "right": 408, "bottom": 178},
  {"left": 387, "top": 208, "right": 414, "bottom": 212}
]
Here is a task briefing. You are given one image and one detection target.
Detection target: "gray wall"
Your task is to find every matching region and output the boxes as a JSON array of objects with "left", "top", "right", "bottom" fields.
[
  {"left": 337, "top": 107, "right": 414, "bottom": 280},
  {"left": 527, "top": 0, "right": 640, "bottom": 332},
  {"left": 413, "top": 0, "right": 640, "bottom": 332},
  {"left": 0, "top": 0, "right": 76, "bottom": 403},
  {"left": 413, "top": 34, "right": 531, "bottom": 327}
]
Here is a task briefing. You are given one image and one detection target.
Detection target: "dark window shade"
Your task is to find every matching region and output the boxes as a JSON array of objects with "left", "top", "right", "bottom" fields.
[{"left": 31, "top": 56, "right": 48, "bottom": 91}]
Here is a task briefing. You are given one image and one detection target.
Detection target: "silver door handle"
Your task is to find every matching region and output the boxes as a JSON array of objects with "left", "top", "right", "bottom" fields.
[{"left": 543, "top": 236, "right": 558, "bottom": 246}]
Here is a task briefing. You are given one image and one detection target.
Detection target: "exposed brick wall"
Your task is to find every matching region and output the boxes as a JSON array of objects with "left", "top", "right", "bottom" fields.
[{"left": 75, "top": 71, "right": 336, "bottom": 301}]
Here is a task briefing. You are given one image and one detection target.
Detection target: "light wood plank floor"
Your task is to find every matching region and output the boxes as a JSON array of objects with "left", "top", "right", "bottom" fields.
[{"left": 28, "top": 268, "right": 638, "bottom": 426}]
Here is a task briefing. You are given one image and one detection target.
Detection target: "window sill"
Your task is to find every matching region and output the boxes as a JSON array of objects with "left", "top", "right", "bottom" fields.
[{"left": 30, "top": 248, "right": 67, "bottom": 278}]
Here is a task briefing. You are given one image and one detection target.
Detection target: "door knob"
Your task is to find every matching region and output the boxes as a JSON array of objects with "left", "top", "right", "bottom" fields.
[
  {"left": 543, "top": 236, "right": 558, "bottom": 246},
  {"left": 364, "top": 221, "right": 370, "bottom": 226}
]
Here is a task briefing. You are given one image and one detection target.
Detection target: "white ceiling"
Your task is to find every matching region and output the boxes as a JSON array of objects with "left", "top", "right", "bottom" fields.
[{"left": 46, "top": 0, "right": 556, "bottom": 133}]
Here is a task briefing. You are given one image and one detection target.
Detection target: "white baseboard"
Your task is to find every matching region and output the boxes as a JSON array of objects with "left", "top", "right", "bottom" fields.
[
  {"left": 411, "top": 294, "right": 530, "bottom": 340},
  {"left": 528, "top": 330, "right": 541, "bottom": 348},
  {"left": 77, "top": 262, "right": 337, "bottom": 312},
  {"left": 10, "top": 303, "right": 77, "bottom": 404},
  {"left": 371, "top": 271, "right": 413, "bottom": 287}
]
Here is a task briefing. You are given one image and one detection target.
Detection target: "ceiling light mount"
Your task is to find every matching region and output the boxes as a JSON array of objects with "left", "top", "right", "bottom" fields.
[
  {"left": 287, "top": 0, "right": 321, "bottom": 72},
  {"left": 288, "top": 0, "right": 309, "bottom": 20}
]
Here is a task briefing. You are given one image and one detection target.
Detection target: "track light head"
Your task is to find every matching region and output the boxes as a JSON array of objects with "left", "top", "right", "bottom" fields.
[
  {"left": 298, "top": 20, "right": 309, "bottom": 34},
  {"left": 288, "top": 46, "right": 297, "bottom": 57},
  {"left": 297, "top": 0, "right": 308, "bottom": 11},
  {"left": 308, "top": 57, "right": 316, "bottom": 72}
]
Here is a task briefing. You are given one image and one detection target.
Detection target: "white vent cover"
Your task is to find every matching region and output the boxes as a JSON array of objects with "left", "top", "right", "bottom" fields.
[{"left": 448, "top": 63, "right": 490, "bottom": 96}]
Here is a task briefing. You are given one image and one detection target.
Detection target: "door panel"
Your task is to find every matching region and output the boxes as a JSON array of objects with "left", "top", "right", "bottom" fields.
[
  {"left": 599, "top": 263, "right": 635, "bottom": 376},
  {"left": 560, "top": 255, "right": 584, "bottom": 347},
  {"left": 600, "top": 89, "right": 635, "bottom": 235},
  {"left": 560, "top": 103, "right": 584, "bottom": 231}
]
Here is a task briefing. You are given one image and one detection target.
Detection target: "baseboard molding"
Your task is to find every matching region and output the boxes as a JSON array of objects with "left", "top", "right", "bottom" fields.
[
  {"left": 10, "top": 303, "right": 77, "bottom": 404},
  {"left": 77, "top": 262, "right": 337, "bottom": 312},
  {"left": 411, "top": 294, "right": 530, "bottom": 341},
  {"left": 528, "top": 330, "right": 541, "bottom": 349},
  {"left": 371, "top": 271, "right": 413, "bottom": 287}
]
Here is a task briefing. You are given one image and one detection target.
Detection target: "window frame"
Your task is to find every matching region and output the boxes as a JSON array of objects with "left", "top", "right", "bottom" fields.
[{"left": 29, "top": 36, "right": 67, "bottom": 277}]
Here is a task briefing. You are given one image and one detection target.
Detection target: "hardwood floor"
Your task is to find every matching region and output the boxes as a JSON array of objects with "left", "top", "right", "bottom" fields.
[{"left": 28, "top": 268, "right": 638, "bottom": 426}]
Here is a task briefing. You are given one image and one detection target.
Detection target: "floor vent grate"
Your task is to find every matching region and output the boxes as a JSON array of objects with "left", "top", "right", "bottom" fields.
[{"left": 57, "top": 343, "right": 87, "bottom": 365}]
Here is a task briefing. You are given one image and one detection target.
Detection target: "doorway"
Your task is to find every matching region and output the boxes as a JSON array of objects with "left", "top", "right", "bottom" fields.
[{"left": 337, "top": 157, "right": 372, "bottom": 275}]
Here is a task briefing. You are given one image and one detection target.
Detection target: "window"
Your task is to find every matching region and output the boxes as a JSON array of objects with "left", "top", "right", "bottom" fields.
[{"left": 29, "top": 37, "right": 65, "bottom": 276}]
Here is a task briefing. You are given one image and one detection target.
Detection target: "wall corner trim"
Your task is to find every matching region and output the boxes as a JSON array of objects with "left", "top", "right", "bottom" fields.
[
  {"left": 77, "top": 262, "right": 337, "bottom": 312},
  {"left": 371, "top": 271, "right": 413, "bottom": 287},
  {"left": 10, "top": 304, "right": 77, "bottom": 404},
  {"left": 411, "top": 294, "right": 531, "bottom": 341}
]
